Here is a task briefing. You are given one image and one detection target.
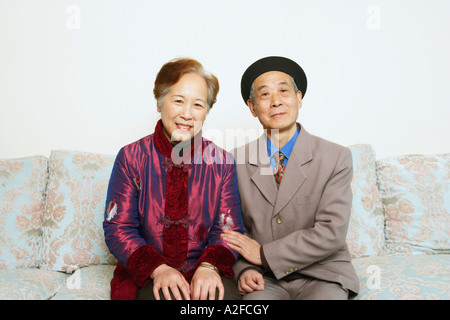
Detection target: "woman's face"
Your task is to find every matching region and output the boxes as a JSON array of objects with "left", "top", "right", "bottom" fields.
[{"left": 158, "top": 72, "right": 209, "bottom": 143}]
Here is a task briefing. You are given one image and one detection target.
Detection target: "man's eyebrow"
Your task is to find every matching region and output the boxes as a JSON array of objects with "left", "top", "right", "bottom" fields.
[
  {"left": 256, "top": 85, "right": 268, "bottom": 91},
  {"left": 257, "top": 82, "right": 290, "bottom": 91}
]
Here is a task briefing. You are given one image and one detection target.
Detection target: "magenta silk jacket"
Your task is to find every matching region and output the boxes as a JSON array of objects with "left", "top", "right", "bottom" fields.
[{"left": 103, "top": 120, "right": 243, "bottom": 299}]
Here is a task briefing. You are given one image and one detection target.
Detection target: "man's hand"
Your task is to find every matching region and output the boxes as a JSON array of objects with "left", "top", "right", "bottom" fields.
[
  {"left": 238, "top": 269, "right": 265, "bottom": 295},
  {"left": 190, "top": 265, "right": 224, "bottom": 300},
  {"left": 150, "top": 264, "right": 190, "bottom": 300},
  {"left": 221, "top": 229, "right": 262, "bottom": 265}
]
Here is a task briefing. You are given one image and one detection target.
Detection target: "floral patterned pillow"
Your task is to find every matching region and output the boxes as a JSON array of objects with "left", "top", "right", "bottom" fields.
[
  {"left": 40, "top": 150, "right": 117, "bottom": 271},
  {"left": 377, "top": 153, "right": 450, "bottom": 255},
  {"left": 346, "top": 145, "right": 385, "bottom": 258},
  {"left": 0, "top": 156, "right": 48, "bottom": 269}
]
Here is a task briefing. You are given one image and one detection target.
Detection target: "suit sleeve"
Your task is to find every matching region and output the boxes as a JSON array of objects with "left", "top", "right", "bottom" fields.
[{"left": 262, "top": 147, "right": 353, "bottom": 280}]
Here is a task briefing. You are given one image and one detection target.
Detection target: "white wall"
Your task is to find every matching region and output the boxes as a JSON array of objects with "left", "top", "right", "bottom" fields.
[{"left": 1, "top": 0, "right": 449, "bottom": 160}]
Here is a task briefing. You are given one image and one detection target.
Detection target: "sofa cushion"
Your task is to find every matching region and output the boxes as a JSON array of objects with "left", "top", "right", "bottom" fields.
[
  {"left": 40, "top": 150, "right": 117, "bottom": 271},
  {"left": 0, "top": 155, "right": 48, "bottom": 269},
  {"left": 352, "top": 254, "right": 450, "bottom": 299},
  {"left": 377, "top": 153, "right": 450, "bottom": 255},
  {"left": 51, "top": 264, "right": 115, "bottom": 300},
  {"left": 346, "top": 145, "right": 385, "bottom": 258},
  {"left": 0, "top": 268, "right": 68, "bottom": 299}
]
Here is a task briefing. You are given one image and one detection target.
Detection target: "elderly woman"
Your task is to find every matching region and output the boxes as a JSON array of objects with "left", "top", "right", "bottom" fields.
[{"left": 103, "top": 58, "right": 243, "bottom": 300}]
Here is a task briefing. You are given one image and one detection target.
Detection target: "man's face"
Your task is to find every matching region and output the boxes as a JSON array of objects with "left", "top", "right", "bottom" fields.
[{"left": 247, "top": 71, "right": 302, "bottom": 136}]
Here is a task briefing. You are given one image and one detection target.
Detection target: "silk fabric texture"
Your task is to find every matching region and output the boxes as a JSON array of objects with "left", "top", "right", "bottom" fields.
[{"left": 103, "top": 120, "right": 243, "bottom": 299}]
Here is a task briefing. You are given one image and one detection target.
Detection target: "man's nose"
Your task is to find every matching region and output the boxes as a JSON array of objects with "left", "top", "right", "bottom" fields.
[{"left": 271, "top": 92, "right": 282, "bottom": 107}]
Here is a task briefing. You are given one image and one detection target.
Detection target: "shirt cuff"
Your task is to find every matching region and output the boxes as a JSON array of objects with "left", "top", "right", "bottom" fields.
[{"left": 260, "top": 245, "right": 270, "bottom": 271}]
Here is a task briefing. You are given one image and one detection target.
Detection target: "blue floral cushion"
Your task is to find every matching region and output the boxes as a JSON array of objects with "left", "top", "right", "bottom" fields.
[
  {"left": 353, "top": 255, "right": 450, "bottom": 299},
  {"left": 377, "top": 154, "right": 450, "bottom": 255},
  {"left": 0, "top": 156, "right": 48, "bottom": 269},
  {"left": 347, "top": 145, "right": 385, "bottom": 258},
  {"left": 40, "top": 150, "right": 117, "bottom": 271},
  {"left": 0, "top": 269, "right": 67, "bottom": 299},
  {"left": 51, "top": 264, "right": 115, "bottom": 300}
]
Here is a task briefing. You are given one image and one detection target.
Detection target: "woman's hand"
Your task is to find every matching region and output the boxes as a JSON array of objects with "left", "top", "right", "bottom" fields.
[
  {"left": 190, "top": 265, "right": 224, "bottom": 300},
  {"left": 150, "top": 264, "right": 190, "bottom": 300}
]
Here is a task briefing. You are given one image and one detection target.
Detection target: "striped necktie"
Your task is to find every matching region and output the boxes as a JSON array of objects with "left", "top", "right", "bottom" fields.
[{"left": 274, "top": 152, "right": 286, "bottom": 184}]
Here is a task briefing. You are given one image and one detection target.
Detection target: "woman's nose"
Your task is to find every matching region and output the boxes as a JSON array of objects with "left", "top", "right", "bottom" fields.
[{"left": 180, "top": 104, "right": 193, "bottom": 119}]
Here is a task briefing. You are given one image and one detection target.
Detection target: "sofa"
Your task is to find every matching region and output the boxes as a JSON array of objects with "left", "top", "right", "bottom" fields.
[{"left": 0, "top": 145, "right": 448, "bottom": 300}]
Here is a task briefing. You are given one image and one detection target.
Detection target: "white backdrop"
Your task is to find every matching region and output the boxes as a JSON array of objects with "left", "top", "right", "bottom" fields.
[{"left": 1, "top": 0, "right": 449, "bottom": 159}]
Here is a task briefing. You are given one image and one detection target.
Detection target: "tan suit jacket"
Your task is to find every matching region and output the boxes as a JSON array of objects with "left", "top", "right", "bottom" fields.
[{"left": 232, "top": 123, "right": 359, "bottom": 295}]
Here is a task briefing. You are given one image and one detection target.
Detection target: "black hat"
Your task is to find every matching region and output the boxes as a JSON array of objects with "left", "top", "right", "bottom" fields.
[{"left": 240, "top": 56, "right": 307, "bottom": 103}]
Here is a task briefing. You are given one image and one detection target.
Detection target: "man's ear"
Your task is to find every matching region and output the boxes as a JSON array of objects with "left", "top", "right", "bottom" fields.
[
  {"left": 247, "top": 99, "right": 258, "bottom": 118},
  {"left": 296, "top": 91, "right": 303, "bottom": 110}
]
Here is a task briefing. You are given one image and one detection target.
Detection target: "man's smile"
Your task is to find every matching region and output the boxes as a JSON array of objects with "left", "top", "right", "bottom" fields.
[{"left": 271, "top": 112, "right": 287, "bottom": 118}]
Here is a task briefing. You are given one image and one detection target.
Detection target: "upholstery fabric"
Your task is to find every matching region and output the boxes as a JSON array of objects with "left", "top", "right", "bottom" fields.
[
  {"left": 40, "top": 150, "right": 117, "bottom": 271},
  {"left": 377, "top": 153, "right": 450, "bottom": 255},
  {"left": 51, "top": 264, "right": 115, "bottom": 300},
  {"left": 0, "top": 268, "right": 67, "bottom": 299},
  {"left": 0, "top": 156, "right": 48, "bottom": 269},
  {"left": 346, "top": 145, "right": 385, "bottom": 258},
  {"left": 352, "top": 254, "right": 450, "bottom": 299}
]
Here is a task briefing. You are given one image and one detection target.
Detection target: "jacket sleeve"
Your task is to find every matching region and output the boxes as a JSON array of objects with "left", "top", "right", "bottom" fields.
[
  {"left": 262, "top": 147, "right": 354, "bottom": 280},
  {"left": 103, "top": 147, "right": 166, "bottom": 286},
  {"left": 197, "top": 157, "right": 244, "bottom": 278}
]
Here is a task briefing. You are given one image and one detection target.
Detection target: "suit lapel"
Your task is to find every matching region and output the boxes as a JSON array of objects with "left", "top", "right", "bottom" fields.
[
  {"left": 273, "top": 124, "right": 313, "bottom": 216},
  {"left": 249, "top": 135, "right": 277, "bottom": 206},
  {"left": 246, "top": 124, "right": 314, "bottom": 212}
]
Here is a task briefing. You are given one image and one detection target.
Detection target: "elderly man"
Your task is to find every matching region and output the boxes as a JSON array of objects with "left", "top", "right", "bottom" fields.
[{"left": 222, "top": 56, "right": 359, "bottom": 299}]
